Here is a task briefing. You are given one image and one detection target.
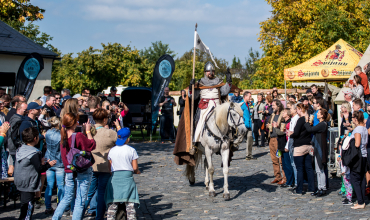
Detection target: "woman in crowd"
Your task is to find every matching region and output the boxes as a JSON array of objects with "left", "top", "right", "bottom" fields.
[
  {"left": 351, "top": 75, "right": 364, "bottom": 105},
  {"left": 286, "top": 102, "right": 299, "bottom": 188},
  {"left": 52, "top": 113, "right": 96, "bottom": 220},
  {"left": 289, "top": 103, "right": 315, "bottom": 195},
  {"left": 0, "top": 122, "right": 10, "bottom": 179},
  {"left": 304, "top": 109, "right": 330, "bottom": 197},
  {"left": 178, "top": 90, "right": 186, "bottom": 120},
  {"left": 252, "top": 93, "right": 266, "bottom": 147},
  {"left": 44, "top": 117, "right": 65, "bottom": 214},
  {"left": 60, "top": 98, "right": 80, "bottom": 119},
  {"left": 275, "top": 108, "right": 294, "bottom": 188},
  {"left": 84, "top": 109, "right": 118, "bottom": 220},
  {"left": 349, "top": 111, "right": 368, "bottom": 209}
]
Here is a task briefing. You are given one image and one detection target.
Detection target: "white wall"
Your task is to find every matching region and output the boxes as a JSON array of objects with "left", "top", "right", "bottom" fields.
[{"left": 0, "top": 54, "right": 53, "bottom": 102}]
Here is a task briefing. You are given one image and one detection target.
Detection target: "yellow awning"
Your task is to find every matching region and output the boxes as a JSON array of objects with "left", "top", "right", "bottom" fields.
[{"left": 284, "top": 39, "right": 363, "bottom": 81}]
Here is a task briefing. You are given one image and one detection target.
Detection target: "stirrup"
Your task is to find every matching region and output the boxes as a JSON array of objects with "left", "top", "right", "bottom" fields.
[{"left": 189, "top": 145, "right": 198, "bottom": 155}]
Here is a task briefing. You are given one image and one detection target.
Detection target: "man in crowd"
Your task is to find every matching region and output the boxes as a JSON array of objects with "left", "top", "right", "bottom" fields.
[
  {"left": 43, "top": 95, "right": 56, "bottom": 118},
  {"left": 40, "top": 86, "right": 53, "bottom": 106},
  {"left": 252, "top": 93, "right": 266, "bottom": 147},
  {"left": 306, "top": 89, "right": 313, "bottom": 98},
  {"left": 353, "top": 98, "right": 369, "bottom": 122},
  {"left": 231, "top": 89, "right": 243, "bottom": 103},
  {"left": 61, "top": 88, "right": 70, "bottom": 98},
  {"left": 300, "top": 96, "right": 314, "bottom": 115},
  {"left": 6, "top": 95, "right": 26, "bottom": 121},
  {"left": 241, "top": 91, "right": 254, "bottom": 160},
  {"left": 268, "top": 99, "right": 286, "bottom": 185},
  {"left": 311, "top": 84, "right": 323, "bottom": 98},
  {"left": 159, "top": 87, "right": 176, "bottom": 142},
  {"left": 53, "top": 92, "right": 62, "bottom": 117},
  {"left": 1, "top": 95, "right": 11, "bottom": 115},
  {"left": 343, "top": 90, "right": 354, "bottom": 113},
  {"left": 313, "top": 97, "right": 325, "bottom": 126},
  {"left": 82, "top": 88, "right": 91, "bottom": 98},
  {"left": 19, "top": 102, "right": 44, "bottom": 148},
  {"left": 354, "top": 66, "right": 370, "bottom": 100},
  {"left": 0, "top": 88, "right": 5, "bottom": 98},
  {"left": 107, "top": 86, "right": 120, "bottom": 103},
  {"left": 87, "top": 96, "right": 101, "bottom": 125},
  {"left": 6, "top": 102, "right": 28, "bottom": 176},
  {"left": 288, "top": 95, "right": 296, "bottom": 103}
]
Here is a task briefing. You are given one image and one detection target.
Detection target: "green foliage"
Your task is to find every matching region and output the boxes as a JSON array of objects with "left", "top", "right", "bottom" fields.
[
  {"left": 169, "top": 49, "right": 228, "bottom": 91},
  {"left": 231, "top": 56, "right": 242, "bottom": 69},
  {"left": 239, "top": 48, "right": 260, "bottom": 89},
  {"left": 255, "top": 0, "right": 370, "bottom": 89},
  {"left": 0, "top": 0, "right": 44, "bottom": 23},
  {"left": 52, "top": 43, "right": 154, "bottom": 95},
  {"left": 140, "top": 41, "right": 176, "bottom": 64}
]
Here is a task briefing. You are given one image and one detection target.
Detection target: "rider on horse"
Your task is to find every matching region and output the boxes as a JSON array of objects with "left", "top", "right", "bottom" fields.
[{"left": 174, "top": 62, "right": 233, "bottom": 166}]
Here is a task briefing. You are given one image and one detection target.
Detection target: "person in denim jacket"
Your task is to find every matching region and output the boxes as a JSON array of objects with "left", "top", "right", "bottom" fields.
[{"left": 44, "top": 117, "right": 64, "bottom": 215}]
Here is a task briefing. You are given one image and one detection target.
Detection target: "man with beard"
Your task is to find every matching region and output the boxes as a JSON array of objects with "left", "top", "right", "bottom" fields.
[
  {"left": 300, "top": 96, "right": 314, "bottom": 115},
  {"left": 159, "top": 87, "right": 176, "bottom": 142},
  {"left": 189, "top": 62, "right": 232, "bottom": 146}
]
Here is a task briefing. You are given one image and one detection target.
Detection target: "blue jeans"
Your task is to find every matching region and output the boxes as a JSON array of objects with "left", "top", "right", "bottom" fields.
[
  {"left": 45, "top": 167, "right": 65, "bottom": 209},
  {"left": 52, "top": 168, "right": 92, "bottom": 220},
  {"left": 84, "top": 172, "right": 111, "bottom": 220},
  {"left": 294, "top": 154, "right": 315, "bottom": 193},
  {"left": 281, "top": 152, "right": 294, "bottom": 186},
  {"left": 288, "top": 139, "right": 297, "bottom": 185}
]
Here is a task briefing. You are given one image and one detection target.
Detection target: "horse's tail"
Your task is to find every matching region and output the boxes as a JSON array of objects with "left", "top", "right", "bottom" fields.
[{"left": 184, "top": 149, "right": 202, "bottom": 181}]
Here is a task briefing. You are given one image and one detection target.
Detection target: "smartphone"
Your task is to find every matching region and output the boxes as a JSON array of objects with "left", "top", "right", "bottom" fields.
[
  {"left": 106, "top": 105, "right": 110, "bottom": 110},
  {"left": 75, "top": 126, "right": 82, "bottom": 133},
  {"left": 79, "top": 114, "right": 88, "bottom": 125}
]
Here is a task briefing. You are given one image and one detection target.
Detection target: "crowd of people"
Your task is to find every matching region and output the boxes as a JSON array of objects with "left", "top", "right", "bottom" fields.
[
  {"left": 0, "top": 86, "right": 140, "bottom": 220},
  {"left": 235, "top": 65, "right": 370, "bottom": 209}
]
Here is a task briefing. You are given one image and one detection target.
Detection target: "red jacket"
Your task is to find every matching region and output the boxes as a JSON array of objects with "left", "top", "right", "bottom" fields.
[
  {"left": 60, "top": 132, "right": 96, "bottom": 173},
  {"left": 358, "top": 72, "right": 370, "bottom": 96}
]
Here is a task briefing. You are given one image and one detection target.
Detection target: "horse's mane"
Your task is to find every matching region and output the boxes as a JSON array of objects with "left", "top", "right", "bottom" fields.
[{"left": 214, "top": 102, "right": 243, "bottom": 135}]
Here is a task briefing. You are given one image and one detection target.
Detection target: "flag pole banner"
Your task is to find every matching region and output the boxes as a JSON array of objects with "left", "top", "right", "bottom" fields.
[
  {"left": 194, "top": 31, "right": 219, "bottom": 68},
  {"left": 13, "top": 53, "right": 44, "bottom": 100},
  {"left": 151, "top": 54, "right": 175, "bottom": 130}
]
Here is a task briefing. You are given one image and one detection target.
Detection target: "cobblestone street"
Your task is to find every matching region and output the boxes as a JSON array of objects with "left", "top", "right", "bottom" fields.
[{"left": 2, "top": 142, "right": 370, "bottom": 219}]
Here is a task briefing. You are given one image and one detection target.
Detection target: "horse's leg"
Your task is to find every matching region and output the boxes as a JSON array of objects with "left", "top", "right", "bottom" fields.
[
  {"left": 205, "top": 146, "right": 215, "bottom": 197},
  {"left": 204, "top": 157, "right": 209, "bottom": 190},
  {"left": 221, "top": 142, "right": 230, "bottom": 200}
]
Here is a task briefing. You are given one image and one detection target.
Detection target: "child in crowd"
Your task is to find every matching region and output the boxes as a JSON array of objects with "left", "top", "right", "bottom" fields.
[
  {"left": 14, "top": 127, "right": 56, "bottom": 219},
  {"left": 105, "top": 127, "right": 141, "bottom": 220}
]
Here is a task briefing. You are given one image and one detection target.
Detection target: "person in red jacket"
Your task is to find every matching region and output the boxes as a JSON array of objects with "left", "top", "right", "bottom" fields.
[{"left": 354, "top": 66, "right": 370, "bottom": 99}]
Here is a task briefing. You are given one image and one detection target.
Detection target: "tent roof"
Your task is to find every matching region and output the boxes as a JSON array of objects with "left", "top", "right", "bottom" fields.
[{"left": 284, "top": 39, "right": 362, "bottom": 82}]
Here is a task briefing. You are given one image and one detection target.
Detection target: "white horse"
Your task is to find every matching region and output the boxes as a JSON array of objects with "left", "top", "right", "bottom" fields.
[{"left": 185, "top": 102, "right": 247, "bottom": 200}]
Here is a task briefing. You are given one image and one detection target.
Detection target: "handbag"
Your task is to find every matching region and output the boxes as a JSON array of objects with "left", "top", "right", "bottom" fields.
[
  {"left": 66, "top": 133, "right": 95, "bottom": 173},
  {"left": 176, "top": 104, "right": 180, "bottom": 116}
]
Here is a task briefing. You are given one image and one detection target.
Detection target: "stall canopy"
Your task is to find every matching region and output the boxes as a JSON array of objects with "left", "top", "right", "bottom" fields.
[{"left": 284, "top": 39, "right": 363, "bottom": 82}]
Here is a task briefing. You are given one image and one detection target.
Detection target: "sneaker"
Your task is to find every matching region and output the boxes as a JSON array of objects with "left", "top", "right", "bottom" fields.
[
  {"left": 34, "top": 198, "right": 44, "bottom": 209},
  {"left": 45, "top": 208, "right": 54, "bottom": 215},
  {"left": 342, "top": 199, "right": 353, "bottom": 205}
]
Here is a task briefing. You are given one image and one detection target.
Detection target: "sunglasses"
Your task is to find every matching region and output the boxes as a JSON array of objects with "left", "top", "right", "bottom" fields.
[{"left": 129, "top": 135, "right": 132, "bottom": 139}]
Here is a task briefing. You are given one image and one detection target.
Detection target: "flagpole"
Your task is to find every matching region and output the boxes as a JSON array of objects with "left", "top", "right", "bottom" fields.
[{"left": 189, "top": 23, "right": 197, "bottom": 155}]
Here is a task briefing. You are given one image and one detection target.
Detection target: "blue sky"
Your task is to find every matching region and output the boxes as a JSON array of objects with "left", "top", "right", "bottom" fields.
[{"left": 32, "top": 0, "right": 272, "bottom": 65}]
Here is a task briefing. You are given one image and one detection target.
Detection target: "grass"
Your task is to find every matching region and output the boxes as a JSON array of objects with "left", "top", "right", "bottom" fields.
[{"left": 130, "top": 129, "right": 161, "bottom": 141}]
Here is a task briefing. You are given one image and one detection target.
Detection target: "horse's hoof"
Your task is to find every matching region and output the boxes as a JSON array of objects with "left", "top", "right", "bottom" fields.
[
  {"left": 206, "top": 186, "right": 209, "bottom": 190},
  {"left": 209, "top": 191, "right": 216, "bottom": 197},
  {"left": 223, "top": 193, "right": 230, "bottom": 200},
  {"left": 189, "top": 180, "right": 195, "bottom": 185}
]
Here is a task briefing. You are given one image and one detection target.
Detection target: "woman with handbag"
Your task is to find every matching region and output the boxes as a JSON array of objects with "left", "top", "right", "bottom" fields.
[
  {"left": 52, "top": 113, "right": 96, "bottom": 220},
  {"left": 304, "top": 109, "right": 330, "bottom": 197}
]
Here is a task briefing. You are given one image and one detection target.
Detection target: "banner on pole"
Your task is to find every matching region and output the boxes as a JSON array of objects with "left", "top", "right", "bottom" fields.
[
  {"left": 194, "top": 31, "right": 219, "bottom": 68},
  {"left": 13, "top": 53, "right": 44, "bottom": 100},
  {"left": 151, "top": 54, "right": 175, "bottom": 130}
]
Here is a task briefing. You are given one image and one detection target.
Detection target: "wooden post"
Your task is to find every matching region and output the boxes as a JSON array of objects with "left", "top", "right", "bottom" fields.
[{"left": 189, "top": 23, "right": 197, "bottom": 155}]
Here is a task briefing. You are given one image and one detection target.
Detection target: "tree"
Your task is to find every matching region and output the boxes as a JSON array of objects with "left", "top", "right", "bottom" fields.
[
  {"left": 231, "top": 56, "right": 242, "bottom": 69},
  {"left": 140, "top": 41, "right": 176, "bottom": 64},
  {"left": 52, "top": 43, "right": 154, "bottom": 94},
  {"left": 255, "top": 0, "right": 370, "bottom": 89},
  {"left": 0, "top": 0, "right": 44, "bottom": 23},
  {"left": 239, "top": 48, "right": 260, "bottom": 89}
]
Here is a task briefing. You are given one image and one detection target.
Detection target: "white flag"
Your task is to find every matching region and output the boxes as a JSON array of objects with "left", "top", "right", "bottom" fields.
[{"left": 194, "top": 31, "right": 219, "bottom": 68}]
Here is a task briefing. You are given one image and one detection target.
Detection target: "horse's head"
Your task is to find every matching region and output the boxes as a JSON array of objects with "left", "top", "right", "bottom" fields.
[{"left": 227, "top": 102, "right": 247, "bottom": 146}]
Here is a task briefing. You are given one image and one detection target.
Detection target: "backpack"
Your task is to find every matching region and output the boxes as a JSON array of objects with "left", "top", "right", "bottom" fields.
[
  {"left": 66, "top": 133, "right": 95, "bottom": 172},
  {"left": 12, "top": 120, "right": 23, "bottom": 149}
]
